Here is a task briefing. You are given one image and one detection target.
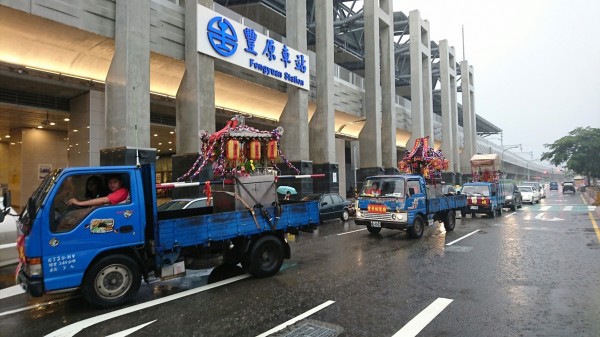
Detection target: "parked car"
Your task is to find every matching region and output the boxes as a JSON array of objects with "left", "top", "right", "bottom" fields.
[
  {"left": 521, "top": 181, "right": 545, "bottom": 199},
  {"left": 549, "top": 182, "right": 559, "bottom": 191},
  {"left": 562, "top": 182, "right": 576, "bottom": 194},
  {"left": 0, "top": 196, "right": 19, "bottom": 267},
  {"left": 157, "top": 197, "right": 208, "bottom": 211},
  {"left": 501, "top": 182, "right": 523, "bottom": 211},
  {"left": 517, "top": 185, "right": 539, "bottom": 204},
  {"left": 302, "top": 193, "right": 351, "bottom": 222}
]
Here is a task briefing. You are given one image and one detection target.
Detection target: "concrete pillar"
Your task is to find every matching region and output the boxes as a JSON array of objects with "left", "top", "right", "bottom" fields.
[
  {"left": 279, "top": 0, "right": 312, "bottom": 197},
  {"left": 310, "top": 0, "right": 338, "bottom": 194},
  {"left": 176, "top": 0, "right": 216, "bottom": 154},
  {"left": 359, "top": 0, "right": 383, "bottom": 168},
  {"left": 309, "top": 0, "right": 335, "bottom": 164},
  {"left": 407, "top": 10, "right": 434, "bottom": 147},
  {"left": 439, "top": 40, "right": 458, "bottom": 172},
  {"left": 335, "top": 139, "right": 346, "bottom": 199},
  {"left": 380, "top": 0, "right": 397, "bottom": 169},
  {"left": 69, "top": 91, "right": 105, "bottom": 167},
  {"left": 280, "top": 0, "right": 309, "bottom": 162},
  {"left": 105, "top": 0, "right": 151, "bottom": 149},
  {"left": 460, "top": 61, "right": 476, "bottom": 174},
  {"left": 9, "top": 129, "right": 68, "bottom": 210}
]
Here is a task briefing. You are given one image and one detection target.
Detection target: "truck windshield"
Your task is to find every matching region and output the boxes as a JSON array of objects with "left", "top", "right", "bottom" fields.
[
  {"left": 360, "top": 178, "right": 405, "bottom": 198},
  {"left": 19, "top": 169, "right": 62, "bottom": 235},
  {"left": 461, "top": 185, "right": 489, "bottom": 196}
]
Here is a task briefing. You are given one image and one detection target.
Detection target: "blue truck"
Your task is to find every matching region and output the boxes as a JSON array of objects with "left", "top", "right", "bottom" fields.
[
  {"left": 354, "top": 175, "right": 467, "bottom": 238},
  {"left": 460, "top": 181, "right": 505, "bottom": 218},
  {"left": 9, "top": 163, "right": 319, "bottom": 307}
]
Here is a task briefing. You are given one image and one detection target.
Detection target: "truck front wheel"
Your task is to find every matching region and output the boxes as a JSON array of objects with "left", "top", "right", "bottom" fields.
[
  {"left": 366, "top": 224, "right": 382, "bottom": 234},
  {"left": 443, "top": 211, "right": 456, "bottom": 231},
  {"left": 82, "top": 254, "right": 141, "bottom": 308},
  {"left": 246, "top": 235, "right": 284, "bottom": 278},
  {"left": 408, "top": 216, "right": 425, "bottom": 239}
]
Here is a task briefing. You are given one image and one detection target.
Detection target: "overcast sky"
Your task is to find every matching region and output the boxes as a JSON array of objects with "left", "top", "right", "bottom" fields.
[{"left": 395, "top": 0, "right": 600, "bottom": 162}]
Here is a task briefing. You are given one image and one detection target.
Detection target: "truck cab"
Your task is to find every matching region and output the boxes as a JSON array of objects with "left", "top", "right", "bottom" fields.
[
  {"left": 460, "top": 181, "right": 504, "bottom": 218},
  {"left": 17, "top": 166, "right": 151, "bottom": 298}
]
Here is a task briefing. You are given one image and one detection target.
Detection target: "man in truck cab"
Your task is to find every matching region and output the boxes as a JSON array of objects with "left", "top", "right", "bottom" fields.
[
  {"left": 67, "top": 175, "right": 130, "bottom": 207},
  {"left": 53, "top": 174, "right": 130, "bottom": 233}
]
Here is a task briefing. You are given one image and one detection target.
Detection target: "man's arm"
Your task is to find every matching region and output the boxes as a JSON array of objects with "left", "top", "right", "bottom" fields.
[{"left": 67, "top": 197, "right": 110, "bottom": 207}]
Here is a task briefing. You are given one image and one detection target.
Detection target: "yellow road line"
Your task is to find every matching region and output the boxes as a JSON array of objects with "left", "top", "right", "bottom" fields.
[
  {"left": 590, "top": 213, "right": 600, "bottom": 243},
  {"left": 582, "top": 194, "right": 600, "bottom": 242}
]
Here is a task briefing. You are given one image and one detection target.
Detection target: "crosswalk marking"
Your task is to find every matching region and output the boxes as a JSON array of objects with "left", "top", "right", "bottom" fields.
[{"left": 525, "top": 205, "right": 596, "bottom": 212}]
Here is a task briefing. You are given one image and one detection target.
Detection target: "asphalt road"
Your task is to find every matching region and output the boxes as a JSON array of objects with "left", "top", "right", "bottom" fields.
[{"left": 1, "top": 189, "right": 599, "bottom": 337}]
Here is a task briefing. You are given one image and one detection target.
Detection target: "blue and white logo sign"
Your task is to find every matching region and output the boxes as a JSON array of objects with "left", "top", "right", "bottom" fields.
[
  {"left": 197, "top": 5, "right": 310, "bottom": 90},
  {"left": 207, "top": 17, "right": 238, "bottom": 57}
]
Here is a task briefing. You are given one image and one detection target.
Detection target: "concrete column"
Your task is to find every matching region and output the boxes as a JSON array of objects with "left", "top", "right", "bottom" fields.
[
  {"left": 309, "top": 0, "right": 335, "bottom": 164},
  {"left": 335, "top": 139, "right": 346, "bottom": 199},
  {"left": 176, "top": 0, "right": 216, "bottom": 154},
  {"left": 359, "top": 0, "right": 382, "bottom": 168},
  {"left": 451, "top": 69, "right": 460, "bottom": 173},
  {"left": 69, "top": 91, "right": 106, "bottom": 166},
  {"left": 407, "top": 10, "right": 434, "bottom": 147},
  {"left": 460, "top": 61, "right": 476, "bottom": 174},
  {"left": 380, "top": 0, "right": 397, "bottom": 169},
  {"left": 439, "top": 40, "right": 458, "bottom": 172},
  {"left": 105, "top": 0, "right": 150, "bottom": 149},
  {"left": 280, "top": 0, "right": 309, "bottom": 162}
]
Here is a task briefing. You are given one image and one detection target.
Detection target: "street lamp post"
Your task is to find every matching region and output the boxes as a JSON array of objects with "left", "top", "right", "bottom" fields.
[{"left": 501, "top": 144, "right": 522, "bottom": 178}]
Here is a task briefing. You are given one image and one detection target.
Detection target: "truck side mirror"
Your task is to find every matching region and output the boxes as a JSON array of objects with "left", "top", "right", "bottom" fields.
[{"left": 27, "top": 197, "right": 37, "bottom": 225}]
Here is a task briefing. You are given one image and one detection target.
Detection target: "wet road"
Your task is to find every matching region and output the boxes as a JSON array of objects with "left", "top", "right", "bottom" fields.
[{"left": 1, "top": 190, "right": 599, "bottom": 336}]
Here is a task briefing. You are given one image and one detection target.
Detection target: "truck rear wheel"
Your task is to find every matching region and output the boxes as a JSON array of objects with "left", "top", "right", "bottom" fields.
[
  {"left": 408, "top": 216, "right": 424, "bottom": 239},
  {"left": 246, "top": 235, "right": 284, "bottom": 278},
  {"left": 444, "top": 211, "right": 456, "bottom": 231},
  {"left": 82, "top": 254, "right": 141, "bottom": 308}
]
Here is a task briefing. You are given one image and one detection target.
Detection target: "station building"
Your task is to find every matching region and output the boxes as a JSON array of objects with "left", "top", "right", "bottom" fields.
[{"left": 0, "top": 0, "right": 549, "bottom": 209}]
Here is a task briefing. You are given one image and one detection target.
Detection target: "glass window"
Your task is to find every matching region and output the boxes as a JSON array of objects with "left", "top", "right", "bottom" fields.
[{"left": 186, "top": 199, "right": 207, "bottom": 209}]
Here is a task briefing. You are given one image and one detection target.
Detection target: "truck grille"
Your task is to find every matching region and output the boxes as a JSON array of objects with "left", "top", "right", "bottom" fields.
[{"left": 358, "top": 211, "right": 395, "bottom": 221}]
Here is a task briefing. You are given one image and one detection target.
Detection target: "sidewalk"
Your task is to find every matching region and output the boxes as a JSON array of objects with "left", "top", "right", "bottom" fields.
[{"left": 582, "top": 187, "right": 600, "bottom": 218}]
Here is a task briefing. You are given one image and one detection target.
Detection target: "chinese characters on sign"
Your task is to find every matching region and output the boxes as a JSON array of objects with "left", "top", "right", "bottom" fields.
[{"left": 198, "top": 5, "right": 309, "bottom": 90}]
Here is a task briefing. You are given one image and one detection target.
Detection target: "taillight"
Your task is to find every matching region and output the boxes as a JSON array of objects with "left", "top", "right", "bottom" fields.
[{"left": 25, "top": 257, "right": 43, "bottom": 277}]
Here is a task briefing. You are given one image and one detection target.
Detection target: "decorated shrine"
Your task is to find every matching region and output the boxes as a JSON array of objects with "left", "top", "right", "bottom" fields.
[
  {"left": 397, "top": 137, "right": 449, "bottom": 181},
  {"left": 176, "top": 116, "right": 300, "bottom": 182},
  {"left": 470, "top": 154, "right": 501, "bottom": 182}
]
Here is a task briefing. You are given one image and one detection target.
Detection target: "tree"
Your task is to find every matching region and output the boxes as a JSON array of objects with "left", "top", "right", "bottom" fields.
[{"left": 541, "top": 127, "right": 600, "bottom": 185}]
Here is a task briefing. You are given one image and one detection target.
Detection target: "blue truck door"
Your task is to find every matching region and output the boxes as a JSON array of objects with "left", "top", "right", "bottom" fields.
[{"left": 41, "top": 171, "right": 143, "bottom": 292}]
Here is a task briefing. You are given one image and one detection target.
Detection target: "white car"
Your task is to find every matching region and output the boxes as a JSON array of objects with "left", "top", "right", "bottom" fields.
[
  {"left": 518, "top": 186, "right": 540, "bottom": 204},
  {"left": 0, "top": 197, "right": 19, "bottom": 267},
  {"left": 157, "top": 197, "right": 208, "bottom": 211}
]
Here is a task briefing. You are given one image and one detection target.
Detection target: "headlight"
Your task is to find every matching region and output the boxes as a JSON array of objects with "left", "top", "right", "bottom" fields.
[
  {"left": 356, "top": 210, "right": 361, "bottom": 217},
  {"left": 506, "top": 196, "right": 513, "bottom": 200}
]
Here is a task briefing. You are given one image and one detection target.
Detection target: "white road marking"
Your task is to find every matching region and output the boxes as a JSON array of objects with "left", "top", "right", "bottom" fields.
[
  {"left": 0, "top": 285, "right": 26, "bottom": 300},
  {"left": 44, "top": 274, "right": 250, "bottom": 337},
  {"left": 336, "top": 228, "right": 367, "bottom": 236},
  {"left": 391, "top": 298, "right": 453, "bottom": 337},
  {"left": 446, "top": 230, "right": 480, "bottom": 246},
  {"left": 535, "top": 213, "right": 545, "bottom": 220},
  {"left": 0, "top": 297, "right": 74, "bottom": 317},
  {"left": 505, "top": 212, "right": 517, "bottom": 217},
  {"left": 589, "top": 206, "right": 597, "bottom": 211},
  {"left": 0, "top": 242, "right": 16, "bottom": 250},
  {"left": 106, "top": 320, "right": 156, "bottom": 337},
  {"left": 540, "top": 206, "right": 551, "bottom": 211},
  {"left": 563, "top": 206, "right": 573, "bottom": 211},
  {"left": 255, "top": 300, "right": 335, "bottom": 337}
]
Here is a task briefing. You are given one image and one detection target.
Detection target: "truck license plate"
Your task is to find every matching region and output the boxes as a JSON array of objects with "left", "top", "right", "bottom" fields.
[
  {"left": 470, "top": 206, "right": 478, "bottom": 210},
  {"left": 370, "top": 221, "right": 381, "bottom": 227}
]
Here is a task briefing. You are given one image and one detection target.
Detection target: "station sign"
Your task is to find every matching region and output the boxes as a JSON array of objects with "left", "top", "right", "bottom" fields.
[{"left": 197, "top": 5, "right": 310, "bottom": 90}]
